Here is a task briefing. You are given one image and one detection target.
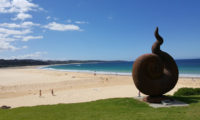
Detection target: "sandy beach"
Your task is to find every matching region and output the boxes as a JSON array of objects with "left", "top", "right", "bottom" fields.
[{"left": 0, "top": 66, "right": 200, "bottom": 108}]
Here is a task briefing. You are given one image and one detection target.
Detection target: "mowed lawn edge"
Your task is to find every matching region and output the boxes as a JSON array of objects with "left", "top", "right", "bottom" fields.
[{"left": 0, "top": 96, "right": 200, "bottom": 120}]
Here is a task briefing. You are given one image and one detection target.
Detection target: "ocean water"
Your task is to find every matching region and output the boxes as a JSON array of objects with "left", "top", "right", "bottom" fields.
[{"left": 43, "top": 59, "right": 200, "bottom": 77}]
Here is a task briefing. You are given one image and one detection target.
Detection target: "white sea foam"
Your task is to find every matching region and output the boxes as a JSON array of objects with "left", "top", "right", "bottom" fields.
[
  {"left": 40, "top": 66, "right": 200, "bottom": 78},
  {"left": 40, "top": 67, "right": 131, "bottom": 76},
  {"left": 179, "top": 74, "right": 200, "bottom": 78}
]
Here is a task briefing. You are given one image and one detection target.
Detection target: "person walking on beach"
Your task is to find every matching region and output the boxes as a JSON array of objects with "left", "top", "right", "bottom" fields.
[
  {"left": 51, "top": 89, "right": 55, "bottom": 96},
  {"left": 39, "top": 90, "right": 42, "bottom": 97}
]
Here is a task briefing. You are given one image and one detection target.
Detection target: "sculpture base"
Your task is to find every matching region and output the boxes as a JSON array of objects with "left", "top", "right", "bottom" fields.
[{"left": 143, "top": 95, "right": 173, "bottom": 103}]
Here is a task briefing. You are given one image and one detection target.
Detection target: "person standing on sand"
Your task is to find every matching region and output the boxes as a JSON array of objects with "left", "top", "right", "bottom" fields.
[
  {"left": 138, "top": 91, "right": 141, "bottom": 97},
  {"left": 94, "top": 71, "right": 96, "bottom": 76}
]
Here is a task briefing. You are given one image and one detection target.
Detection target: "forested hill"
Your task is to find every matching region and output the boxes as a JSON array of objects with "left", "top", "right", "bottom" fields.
[{"left": 0, "top": 59, "right": 123, "bottom": 68}]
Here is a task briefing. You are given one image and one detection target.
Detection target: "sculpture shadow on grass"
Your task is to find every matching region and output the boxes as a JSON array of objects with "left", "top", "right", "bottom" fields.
[{"left": 172, "top": 96, "right": 200, "bottom": 104}]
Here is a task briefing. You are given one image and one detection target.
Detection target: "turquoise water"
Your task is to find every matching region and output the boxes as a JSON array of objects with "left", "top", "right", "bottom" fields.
[{"left": 43, "top": 59, "right": 200, "bottom": 77}]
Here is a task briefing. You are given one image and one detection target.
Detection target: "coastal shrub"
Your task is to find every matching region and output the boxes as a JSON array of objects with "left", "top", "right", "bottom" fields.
[{"left": 174, "top": 87, "right": 200, "bottom": 96}]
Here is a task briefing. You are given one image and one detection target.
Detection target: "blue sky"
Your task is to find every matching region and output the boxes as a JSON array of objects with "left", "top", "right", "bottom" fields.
[{"left": 0, "top": 0, "right": 200, "bottom": 60}]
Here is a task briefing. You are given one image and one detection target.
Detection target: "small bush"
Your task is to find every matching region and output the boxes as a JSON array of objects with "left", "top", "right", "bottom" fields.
[{"left": 174, "top": 88, "right": 200, "bottom": 96}]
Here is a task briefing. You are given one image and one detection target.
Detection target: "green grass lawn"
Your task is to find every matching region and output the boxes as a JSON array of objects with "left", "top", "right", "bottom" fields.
[{"left": 0, "top": 96, "right": 200, "bottom": 120}]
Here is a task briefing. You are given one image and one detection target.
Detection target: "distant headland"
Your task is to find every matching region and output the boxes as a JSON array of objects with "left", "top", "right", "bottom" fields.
[{"left": 0, "top": 59, "right": 126, "bottom": 68}]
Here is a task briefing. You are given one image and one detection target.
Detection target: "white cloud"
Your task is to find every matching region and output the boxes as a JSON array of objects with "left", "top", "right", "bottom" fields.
[
  {"left": 0, "top": 0, "right": 39, "bottom": 13},
  {"left": 0, "top": 23, "right": 20, "bottom": 28},
  {"left": 0, "top": 1, "right": 44, "bottom": 52},
  {"left": 0, "top": 0, "right": 13, "bottom": 13},
  {"left": 13, "top": 12, "right": 32, "bottom": 20},
  {"left": 0, "top": 28, "right": 31, "bottom": 36},
  {"left": 11, "top": 51, "right": 48, "bottom": 59},
  {"left": 13, "top": 35, "right": 43, "bottom": 42},
  {"left": 21, "top": 21, "right": 40, "bottom": 27},
  {"left": 0, "top": 0, "right": 42, "bottom": 21},
  {"left": 0, "top": 28, "right": 31, "bottom": 35},
  {"left": 0, "top": 21, "right": 41, "bottom": 51},
  {"left": 11, "top": 0, "right": 38, "bottom": 12},
  {"left": 0, "top": 32, "right": 21, "bottom": 51},
  {"left": 44, "top": 22, "right": 80, "bottom": 31},
  {"left": 0, "top": 34, "right": 41, "bottom": 51},
  {"left": 0, "top": 21, "right": 40, "bottom": 28},
  {"left": 75, "top": 21, "right": 88, "bottom": 24},
  {"left": 0, "top": 41, "right": 18, "bottom": 51},
  {"left": 21, "top": 35, "right": 43, "bottom": 41},
  {"left": 0, "top": 34, "right": 15, "bottom": 42},
  {"left": 0, "top": 34, "right": 17, "bottom": 51}
]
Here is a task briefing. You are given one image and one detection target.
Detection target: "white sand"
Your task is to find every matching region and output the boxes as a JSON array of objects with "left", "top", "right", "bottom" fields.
[{"left": 0, "top": 66, "right": 200, "bottom": 108}]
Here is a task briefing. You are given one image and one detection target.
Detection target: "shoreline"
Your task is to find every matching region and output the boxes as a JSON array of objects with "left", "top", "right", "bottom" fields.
[
  {"left": 41, "top": 66, "right": 200, "bottom": 78},
  {"left": 2, "top": 63, "right": 200, "bottom": 78}
]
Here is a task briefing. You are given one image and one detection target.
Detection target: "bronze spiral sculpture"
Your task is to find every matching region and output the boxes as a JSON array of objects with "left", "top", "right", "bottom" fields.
[{"left": 132, "top": 27, "right": 179, "bottom": 99}]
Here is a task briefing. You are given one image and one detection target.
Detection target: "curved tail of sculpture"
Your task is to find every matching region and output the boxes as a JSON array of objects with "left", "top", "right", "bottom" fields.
[{"left": 152, "top": 27, "right": 163, "bottom": 54}]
